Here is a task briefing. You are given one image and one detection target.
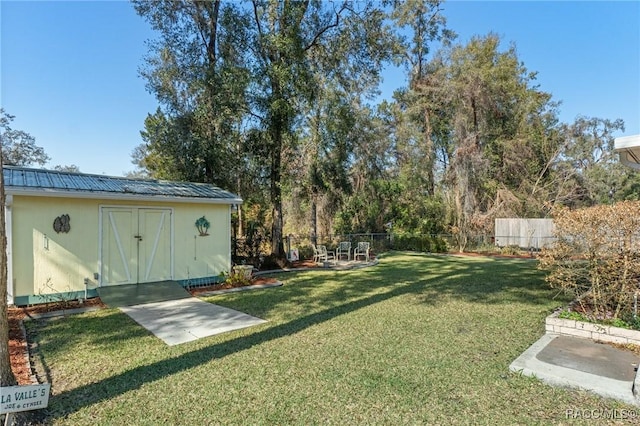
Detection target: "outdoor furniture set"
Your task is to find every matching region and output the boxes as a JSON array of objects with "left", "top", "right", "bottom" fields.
[{"left": 312, "top": 241, "right": 371, "bottom": 264}]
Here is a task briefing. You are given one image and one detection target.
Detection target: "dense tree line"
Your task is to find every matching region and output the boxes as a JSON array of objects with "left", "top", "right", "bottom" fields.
[{"left": 131, "top": 0, "right": 637, "bottom": 256}]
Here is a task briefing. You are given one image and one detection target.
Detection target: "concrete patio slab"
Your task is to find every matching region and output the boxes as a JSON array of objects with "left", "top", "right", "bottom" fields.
[
  {"left": 120, "top": 298, "right": 267, "bottom": 346},
  {"left": 510, "top": 333, "right": 640, "bottom": 406}
]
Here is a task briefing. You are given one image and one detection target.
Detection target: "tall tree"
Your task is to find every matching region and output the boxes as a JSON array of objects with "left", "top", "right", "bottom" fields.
[
  {"left": 248, "top": 0, "right": 314, "bottom": 256},
  {"left": 328, "top": 0, "right": 451, "bottom": 238},
  {"left": 288, "top": 1, "right": 399, "bottom": 241},
  {"left": 390, "top": 0, "right": 452, "bottom": 197},
  {"left": 290, "top": 89, "right": 355, "bottom": 242},
  {"left": 412, "top": 34, "right": 563, "bottom": 250},
  {"left": 247, "top": 0, "right": 399, "bottom": 255},
  {"left": 0, "top": 109, "right": 46, "bottom": 386},
  {"left": 0, "top": 148, "right": 13, "bottom": 388},
  {"left": 134, "top": 0, "right": 400, "bottom": 257},
  {"left": 132, "top": 0, "right": 250, "bottom": 189}
]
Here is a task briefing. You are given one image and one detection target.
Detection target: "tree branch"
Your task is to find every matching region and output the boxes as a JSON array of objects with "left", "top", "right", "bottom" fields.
[
  {"left": 303, "top": 1, "right": 349, "bottom": 52},
  {"left": 252, "top": 0, "right": 269, "bottom": 65}
]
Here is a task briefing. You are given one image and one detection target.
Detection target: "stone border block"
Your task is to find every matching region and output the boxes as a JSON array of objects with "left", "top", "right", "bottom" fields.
[{"left": 546, "top": 310, "right": 640, "bottom": 346}]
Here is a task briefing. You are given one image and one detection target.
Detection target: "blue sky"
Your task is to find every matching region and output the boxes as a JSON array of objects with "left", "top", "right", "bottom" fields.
[{"left": 1, "top": 1, "right": 639, "bottom": 177}]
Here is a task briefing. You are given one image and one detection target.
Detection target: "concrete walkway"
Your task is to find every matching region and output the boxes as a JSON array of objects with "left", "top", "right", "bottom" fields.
[
  {"left": 510, "top": 334, "right": 640, "bottom": 406},
  {"left": 120, "top": 298, "right": 267, "bottom": 346}
]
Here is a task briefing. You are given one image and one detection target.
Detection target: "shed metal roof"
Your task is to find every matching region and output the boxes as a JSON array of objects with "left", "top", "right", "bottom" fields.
[{"left": 3, "top": 166, "right": 243, "bottom": 204}]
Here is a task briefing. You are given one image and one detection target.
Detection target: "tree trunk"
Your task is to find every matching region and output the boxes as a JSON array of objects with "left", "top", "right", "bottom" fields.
[
  {"left": 237, "top": 204, "right": 244, "bottom": 239},
  {"left": 311, "top": 192, "right": 317, "bottom": 246},
  {"left": 471, "top": 96, "right": 480, "bottom": 147},
  {"left": 424, "top": 107, "right": 435, "bottom": 196},
  {"left": 271, "top": 192, "right": 284, "bottom": 257},
  {"left": 270, "top": 124, "right": 285, "bottom": 258},
  {"left": 0, "top": 151, "right": 17, "bottom": 387}
]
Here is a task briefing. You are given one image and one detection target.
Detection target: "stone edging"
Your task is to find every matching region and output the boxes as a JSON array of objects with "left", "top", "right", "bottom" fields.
[
  {"left": 18, "top": 320, "right": 39, "bottom": 385},
  {"left": 545, "top": 310, "right": 640, "bottom": 346}
]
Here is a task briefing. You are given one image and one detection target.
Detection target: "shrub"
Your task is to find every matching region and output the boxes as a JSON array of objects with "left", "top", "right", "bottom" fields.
[
  {"left": 390, "top": 234, "right": 448, "bottom": 253},
  {"left": 221, "top": 270, "right": 252, "bottom": 287},
  {"left": 431, "top": 236, "right": 448, "bottom": 253},
  {"left": 558, "top": 310, "right": 588, "bottom": 322},
  {"left": 297, "top": 245, "right": 314, "bottom": 261},
  {"left": 393, "top": 234, "right": 430, "bottom": 252},
  {"left": 500, "top": 245, "right": 521, "bottom": 256},
  {"left": 538, "top": 201, "right": 640, "bottom": 321}
]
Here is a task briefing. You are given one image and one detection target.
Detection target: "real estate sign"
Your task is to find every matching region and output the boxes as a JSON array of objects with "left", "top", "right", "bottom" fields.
[{"left": 0, "top": 383, "right": 50, "bottom": 414}]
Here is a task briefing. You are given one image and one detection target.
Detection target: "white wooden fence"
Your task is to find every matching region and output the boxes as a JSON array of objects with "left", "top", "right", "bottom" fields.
[{"left": 494, "top": 218, "right": 555, "bottom": 249}]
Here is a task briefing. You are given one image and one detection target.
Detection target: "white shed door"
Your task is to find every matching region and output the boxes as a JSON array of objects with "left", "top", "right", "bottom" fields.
[{"left": 101, "top": 207, "right": 172, "bottom": 286}]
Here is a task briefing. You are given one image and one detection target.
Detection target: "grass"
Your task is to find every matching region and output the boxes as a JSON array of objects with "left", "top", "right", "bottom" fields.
[{"left": 26, "top": 252, "right": 636, "bottom": 424}]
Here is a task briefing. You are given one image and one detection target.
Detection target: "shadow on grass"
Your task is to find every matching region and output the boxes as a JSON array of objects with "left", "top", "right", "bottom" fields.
[
  {"left": 215, "top": 253, "right": 552, "bottom": 324},
  {"left": 45, "top": 252, "right": 558, "bottom": 420},
  {"left": 28, "top": 310, "right": 151, "bottom": 358}
]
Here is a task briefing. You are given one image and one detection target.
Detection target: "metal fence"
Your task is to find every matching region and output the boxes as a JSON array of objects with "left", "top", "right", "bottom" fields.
[
  {"left": 232, "top": 232, "right": 563, "bottom": 265},
  {"left": 286, "top": 233, "right": 393, "bottom": 256}
]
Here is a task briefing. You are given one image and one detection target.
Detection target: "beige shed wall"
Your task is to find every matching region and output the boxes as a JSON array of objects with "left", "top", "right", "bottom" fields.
[
  {"left": 167, "top": 202, "right": 231, "bottom": 282},
  {"left": 11, "top": 195, "right": 231, "bottom": 300}
]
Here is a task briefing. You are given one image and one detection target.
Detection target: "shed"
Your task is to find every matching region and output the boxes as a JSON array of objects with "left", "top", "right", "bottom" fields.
[{"left": 3, "top": 166, "right": 242, "bottom": 306}]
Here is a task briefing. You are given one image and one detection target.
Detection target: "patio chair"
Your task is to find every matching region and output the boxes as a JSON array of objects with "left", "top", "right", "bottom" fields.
[
  {"left": 336, "top": 241, "right": 351, "bottom": 261},
  {"left": 320, "top": 245, "right": 336, "bottom": 263},
  {"left": 313, "top": 244, "right": 335, "bottom": 264},
  {"left": 312, "top": 244, "right": 324, "bottom": 263},
  {"left": 353, "top": 241, "right": 370, "bottom": 261}
]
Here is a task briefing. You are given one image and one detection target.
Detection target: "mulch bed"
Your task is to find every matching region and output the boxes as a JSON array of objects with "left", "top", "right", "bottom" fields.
[{"left": 188, "top": 276, "right": 278, "bottom": 296}]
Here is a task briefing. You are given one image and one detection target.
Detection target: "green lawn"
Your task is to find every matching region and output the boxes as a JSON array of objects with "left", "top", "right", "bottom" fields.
[{"left": 28, "top": 252, "right": 635, "bottom": 424}]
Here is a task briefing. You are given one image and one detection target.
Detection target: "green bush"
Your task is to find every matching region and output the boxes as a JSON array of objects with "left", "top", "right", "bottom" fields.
[
  {"left": 297, "top": 245, "right": 315, "bottom": 261},
  {"left": 558, "top": 310, "right": 588, "bottom": 322},
  {"left": 220, "top": 270, "right": 253, "bottom": 287},
  {"left": 391, "top": 234, "right": 448, "bottom": 253},
  {"left": 431, "top": 236, "right": 448, "bottom": 253}
]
